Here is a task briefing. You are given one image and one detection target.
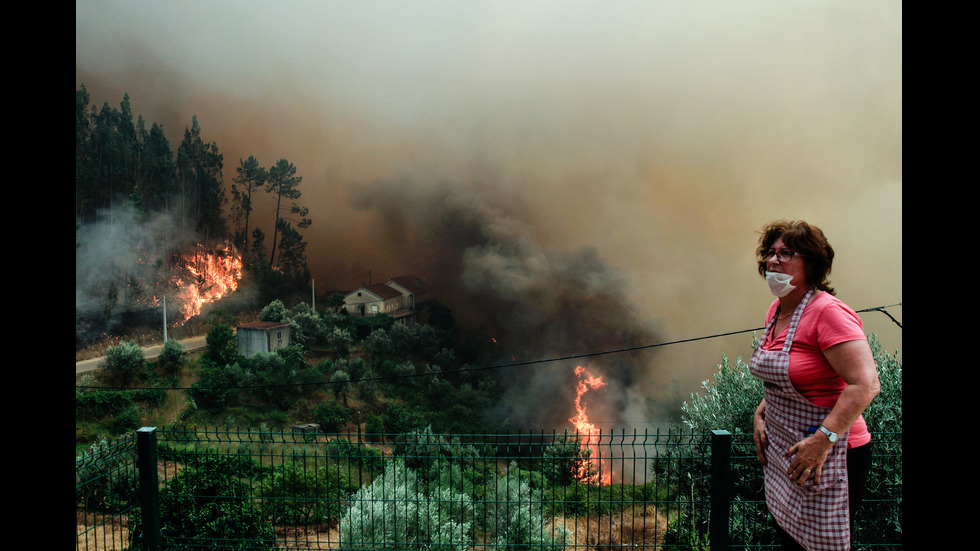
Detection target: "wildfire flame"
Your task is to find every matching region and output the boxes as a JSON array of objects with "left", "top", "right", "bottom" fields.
[
  {"left": 169, "top": 243, "right": 243, "bottom": 324},
  {"left": 569, "top": 365, "right": 612, "bottom": 485}
]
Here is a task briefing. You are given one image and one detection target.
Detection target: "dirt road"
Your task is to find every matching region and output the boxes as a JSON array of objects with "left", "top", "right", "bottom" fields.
[{"left": 75, "top": 336, "right": 208, "bottom": 376}]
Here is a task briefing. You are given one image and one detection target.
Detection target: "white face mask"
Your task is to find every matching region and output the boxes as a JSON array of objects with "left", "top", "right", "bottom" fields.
[{"left": 765, "top": 271, "right": 796, "bottom": 297}]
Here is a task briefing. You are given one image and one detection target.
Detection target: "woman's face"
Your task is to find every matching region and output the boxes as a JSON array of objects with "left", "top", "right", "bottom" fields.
[{"left": 765, "top": 237, "right": 808, "bottom": 288}]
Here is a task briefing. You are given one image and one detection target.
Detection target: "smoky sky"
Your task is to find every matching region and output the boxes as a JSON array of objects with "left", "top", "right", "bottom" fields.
[{"left": 76, "top": 1, "right": 902, "bottom": 426}]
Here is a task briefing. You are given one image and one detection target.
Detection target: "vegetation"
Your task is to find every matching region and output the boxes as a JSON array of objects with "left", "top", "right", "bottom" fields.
[
  {"left": 76, "top": 325, "right": 901, "bottom": 549},
  {"left": 76, "top": 86, "right": 315, "bottom": 351},
  {"left": 76, "top": 295, "right": 504, "bottom": 450},
  {"left": 661, "top": 334, "right": 903, "bottom": 548},
  {"left": 76, "top": 88, "right": 901, "bottom": 547},
  {"left": 144, "top": 454, "right": 278, "bottom": 551}
]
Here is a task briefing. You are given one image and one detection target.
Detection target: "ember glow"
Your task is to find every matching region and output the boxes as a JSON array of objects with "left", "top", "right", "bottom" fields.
[
  {"left": 569, "top": 365, "right": 612, "bottom": 485},
  {"left": 169, "top": 243, "right": 243, "bottom": 324}
]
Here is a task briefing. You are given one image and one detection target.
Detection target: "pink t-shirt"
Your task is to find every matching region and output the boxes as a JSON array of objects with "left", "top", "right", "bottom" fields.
[{"left": 761, "top": 291, "right": 871, "bottom": 448}]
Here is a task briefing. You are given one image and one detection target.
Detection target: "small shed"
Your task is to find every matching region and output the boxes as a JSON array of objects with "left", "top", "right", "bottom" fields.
[{"left": 237, "top": 321, "right": 291, "bottom": 358}]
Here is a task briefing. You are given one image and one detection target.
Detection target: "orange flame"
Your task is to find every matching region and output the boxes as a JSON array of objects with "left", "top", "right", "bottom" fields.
[
  {"left": 170, "top": 244, "right": 243, "bottom": 324},
  {"left": 569, "top": 365, "right": 612, "bottom": 485}
]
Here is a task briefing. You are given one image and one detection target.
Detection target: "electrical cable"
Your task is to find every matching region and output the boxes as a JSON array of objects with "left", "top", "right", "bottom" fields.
[{"left": 76, "top": 301, "right": 901, "bottom": 392}]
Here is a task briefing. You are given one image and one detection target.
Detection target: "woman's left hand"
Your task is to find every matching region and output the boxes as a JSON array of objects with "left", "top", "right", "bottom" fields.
[{"left": 786, "top": 434, "right": 834, "bottom": 485}]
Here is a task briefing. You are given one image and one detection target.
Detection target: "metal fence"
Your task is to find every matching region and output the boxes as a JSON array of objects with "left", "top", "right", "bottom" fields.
[{"left": 75, "top": 426, "right": 902, "bottom": 550}]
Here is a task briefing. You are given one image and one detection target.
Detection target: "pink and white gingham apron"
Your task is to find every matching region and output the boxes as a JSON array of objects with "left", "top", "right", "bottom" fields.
[{"left": 749, "top": 289, "right": 850, "bottom": 551}]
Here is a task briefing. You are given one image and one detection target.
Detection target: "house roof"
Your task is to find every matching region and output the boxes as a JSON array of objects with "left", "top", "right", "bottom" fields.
[
  {"left": 238, "top": 321, "right": 291, "bottom": 330},
  {"left": 355, "top": 283, "right": 403, "bottom": 300},
  {"left": 388, "top": 276, "right": 429, "bottom": 294}
]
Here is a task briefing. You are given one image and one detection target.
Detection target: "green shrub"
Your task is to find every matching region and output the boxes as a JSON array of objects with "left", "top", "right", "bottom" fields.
[
  {"left": 338, "top": 460, "right": 473, "bottom": 551},
  {"left": 100, "top": 340, "right": 145, "bottom": 387},
  {"left": 479, "top": 468, "right": 570, "bottom": 550},
  {"left": 313, "top": 400, "right": 352, "bottom": 433},
  {"left": 141, "top": 454, "right": 276, "bottom": 551},
  {"left": 205, "top": 324, "right": 242, "bottom": 366},
  {"left": 75, "top": 435, "right": 140, "bottom": 512},
  {"left": 542, "top": 433, "right": 597, "bottom": 487},
  {"left": 324, "top": 438, "right": 385, "bottom": 472},
  {"left": 259, "top": 460, "right": 347, "bottom": 525},
  {"left": 157, "top": 339, "right": 187, "bottom": 377},
  {"left": 108, "top": 404, "right": 141, "bottom": 435},
  {"left": 664, "top": 334, "right": 902, "bottom": 547},
  {"left": 258, "top": 299, "right": 287, "bottom": 322}
]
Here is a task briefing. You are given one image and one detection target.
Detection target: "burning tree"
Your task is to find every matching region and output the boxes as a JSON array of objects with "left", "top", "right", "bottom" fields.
[
  {"left": 76, "top": 209, "right": 245, "bottom": 343},
  {"left": 167, "top": 242, "right": 244, "bottom": 324},
  {"left": 568, "top": 365, "right": 613, "bottom": 485}
]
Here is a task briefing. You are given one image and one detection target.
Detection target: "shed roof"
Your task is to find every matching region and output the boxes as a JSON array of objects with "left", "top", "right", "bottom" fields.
[{"left": 238, "top": 321, "right": 291, "bottom": 330}]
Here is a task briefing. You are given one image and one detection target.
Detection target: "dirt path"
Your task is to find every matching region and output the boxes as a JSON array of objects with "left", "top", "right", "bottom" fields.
[{"left": 75, "top": 336, "right": 208, "bottom": 376}]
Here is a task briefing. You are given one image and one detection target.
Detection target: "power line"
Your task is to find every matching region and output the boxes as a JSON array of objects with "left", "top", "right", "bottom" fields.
[{"left": 77, "top": 301, "right": 901, "bottom": 392}]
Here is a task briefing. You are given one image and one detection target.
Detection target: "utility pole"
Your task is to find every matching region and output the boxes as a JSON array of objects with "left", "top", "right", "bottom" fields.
[{"left": 162, "top": 295, "right": 168, "bottom": 342}]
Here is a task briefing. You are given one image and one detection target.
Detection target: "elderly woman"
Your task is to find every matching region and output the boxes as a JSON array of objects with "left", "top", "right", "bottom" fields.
[{"left": 750, "top": 220, "right": 880, "bottom": 551}]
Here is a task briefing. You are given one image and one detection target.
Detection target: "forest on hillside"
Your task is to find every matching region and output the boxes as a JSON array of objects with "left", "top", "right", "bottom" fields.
[
  {"left": 76, "top": 85, "right": 314, "bottom": 343},
  {"left": 75, "top": 86, "right": 515, "bottom": 440}
]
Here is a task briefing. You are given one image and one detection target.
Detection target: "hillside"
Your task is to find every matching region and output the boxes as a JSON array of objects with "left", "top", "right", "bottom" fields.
[{"left": 75, "top": 301, "right": 512, "bottom": 452}]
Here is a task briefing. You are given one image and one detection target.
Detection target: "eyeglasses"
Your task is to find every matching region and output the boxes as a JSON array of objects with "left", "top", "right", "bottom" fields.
[{"left": 764, "top": 249, "right": 799, "bottom": 263}]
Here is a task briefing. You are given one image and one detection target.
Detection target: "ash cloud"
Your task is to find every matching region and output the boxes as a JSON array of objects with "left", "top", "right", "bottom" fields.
[{"left": 76, "top": 1, "right": 902, "bottom": 426}]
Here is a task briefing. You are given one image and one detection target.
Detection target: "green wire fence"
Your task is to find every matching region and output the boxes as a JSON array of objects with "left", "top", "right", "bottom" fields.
[{"left": 76, "top": 426, "right": 901, "bottom": 550}]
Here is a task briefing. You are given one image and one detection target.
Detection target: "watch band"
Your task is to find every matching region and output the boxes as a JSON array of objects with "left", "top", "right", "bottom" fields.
[{"left": 817, "top": 425, "right": 839, "bottom": 443}]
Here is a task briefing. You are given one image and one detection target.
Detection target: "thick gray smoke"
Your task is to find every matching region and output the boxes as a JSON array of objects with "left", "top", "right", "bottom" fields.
[
  {"left": 76, "top": 1, "right": 902, "bottom": 428},
  {"left": 76, "top": 206, "right": 184, "bottom": 314},
  {"left": 75, "top": 204, "right": 254, "bottom": 342},
  {"left": 350, "top": 177, "right": 663, "bottom": 428}
]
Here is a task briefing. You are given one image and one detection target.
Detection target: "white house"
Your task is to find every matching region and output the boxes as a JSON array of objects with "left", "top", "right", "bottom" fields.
[{"left": 342, "top": 275, "right": 430, "bottom": 326}]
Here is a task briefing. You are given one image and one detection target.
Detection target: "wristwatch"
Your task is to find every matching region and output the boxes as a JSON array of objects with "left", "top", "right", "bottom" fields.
[{"left": 817, "top": 425, "right": 839, "bottom": 443}]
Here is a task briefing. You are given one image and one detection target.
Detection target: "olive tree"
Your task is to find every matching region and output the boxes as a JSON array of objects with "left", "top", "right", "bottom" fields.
[
  {"left": 101, "top": 340, "right": 145, "bottom": 387},
  {"left": 157, "top": 339, "right": 186, "bottom": 377}
]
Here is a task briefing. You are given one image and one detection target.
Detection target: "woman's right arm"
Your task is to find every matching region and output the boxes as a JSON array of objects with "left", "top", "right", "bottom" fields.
[{"left": 753, "top": 398, "right": 768, "bottom": 465}]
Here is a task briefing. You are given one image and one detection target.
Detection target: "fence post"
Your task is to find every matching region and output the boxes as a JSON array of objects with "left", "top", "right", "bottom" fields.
[
  {"left": 136, "top": 427, "right": 162, "bottom": 551},
  {"left": 710, "top": 430, "right": 732, "bottom": 550}
]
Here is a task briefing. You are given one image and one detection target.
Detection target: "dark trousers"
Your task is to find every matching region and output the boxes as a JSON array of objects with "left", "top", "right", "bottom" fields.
[{"left": 776, "top": 442, "right": 873, "bottom": 550}]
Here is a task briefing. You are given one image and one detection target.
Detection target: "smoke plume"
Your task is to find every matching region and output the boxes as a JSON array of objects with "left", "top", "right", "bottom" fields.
[
  {"left": 349, "top": 176, "right": 663, "bottom": 427},
  {"left": 76, "top": 1, "right": 902, "bottom": 427}
]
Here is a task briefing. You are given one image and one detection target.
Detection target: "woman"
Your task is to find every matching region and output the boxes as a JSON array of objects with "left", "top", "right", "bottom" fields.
[{"left": 749, "top": 220, "right": 880, "bottom": 551}]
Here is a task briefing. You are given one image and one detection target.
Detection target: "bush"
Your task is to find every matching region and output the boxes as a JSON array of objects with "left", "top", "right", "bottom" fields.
[
  {"left": 100, "top": 340, "right": 145, "bottom": 387},
  {"left": 326, "top": 326, "right": 354, "bottom": 357},
  {"left": 142, "top": 454, "right": 276, "bottom": 550},
  {"left": 313, "top": 400, "right": 352, "bottom": 433},
  {"left": 542, "top": 433, "right": 597, "bottom": 487},
  {"left": 108, "top": 404, "right": 141, "bottom": 435},
  {"left": 337, "top": 460, "right": 473, "bottom": 551},
  {"left": 394, "top": 426, "right": 480, "bottom": 484},
  {"left": 382, "top": 404, "right": 426, "bottom": 435},
  {"left": 205, "top": 324, "right": 241, "bottom": 366},
  {"left": 324, "top": 438, "right": 385, "bottom": 472},
  {"left": 76, "top": 435, "right": 140, "bottom": 512},
  {"left": 157, "top": 339, "right": 187, "bottom": 377},
  {"left": 287, "top": 302, "right": 324, "bottom": 347},
  {"left": 665, "top": 334, "right": 902, "bottom": 547},
  {"left": 479, "top": 467, "right": 570, "bottom": 550},
  {"left": 258, "top": 299, "right": 288, "bottom": 322},
  {"left": 259, "top": 460, "right": 347, "bottom": 525}
]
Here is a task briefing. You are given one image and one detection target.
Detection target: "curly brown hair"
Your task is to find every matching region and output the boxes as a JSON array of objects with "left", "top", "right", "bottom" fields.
[{"left": 756, "top": 220, "right": 836, "bottom": 295}]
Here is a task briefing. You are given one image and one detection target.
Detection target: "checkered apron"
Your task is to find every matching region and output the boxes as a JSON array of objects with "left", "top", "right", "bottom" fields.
[{"left": 749, "top": 289, "right": 851, "bottom": 551}]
